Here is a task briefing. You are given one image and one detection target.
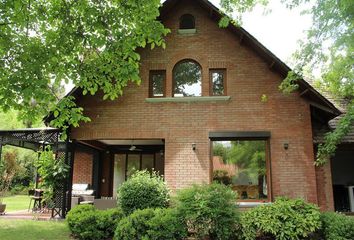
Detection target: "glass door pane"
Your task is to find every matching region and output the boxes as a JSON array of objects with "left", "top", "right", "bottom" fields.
[
  {"left": 142, "top": 154, "right": 154, "bottom": 173},
  {"left": 126, "top": 154, "right": 140, "bottom": 179},
  {"left": 113, "top": 154, "right": 126, "bottom": 197}
]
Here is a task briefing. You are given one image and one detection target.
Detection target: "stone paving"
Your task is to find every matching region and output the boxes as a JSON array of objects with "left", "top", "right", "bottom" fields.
[{"left": 0, "top": 209, "right": 52, "bottom": 220}]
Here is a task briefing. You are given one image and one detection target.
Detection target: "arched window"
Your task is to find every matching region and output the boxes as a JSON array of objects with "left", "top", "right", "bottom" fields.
[
  {"left": 179, "top": 14, "right": 195, "bottom": 29},
  {"left": 173, "top": 60, "right": 202, "bottom": 97}
]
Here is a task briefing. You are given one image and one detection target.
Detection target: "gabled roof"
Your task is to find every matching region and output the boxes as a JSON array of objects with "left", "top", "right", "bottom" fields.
[
  {"left": 162, "top": 0, "right": 341, "bottom": 115},
  {"left": 45, "top": 0, "right": 341, "bottom": 124}
]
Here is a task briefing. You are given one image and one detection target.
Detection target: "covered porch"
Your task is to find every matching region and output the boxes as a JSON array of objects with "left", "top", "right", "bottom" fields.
[
  {"left": 0, "top": 128, "right": 72, "bottom": 218},
  {"left": 71, "top": 139, "right": 165, "bottom": 200}
]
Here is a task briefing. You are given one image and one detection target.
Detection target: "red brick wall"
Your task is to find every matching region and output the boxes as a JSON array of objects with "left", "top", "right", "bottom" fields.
[
  {"left": 71, "top": 0, "right": 321, "bottom": 205},
  {"left": 73, "top": 151, "right": 93, "bottom": 185},
  {"left": 315, "top": 163, "right": 334, "bottom": 211}
]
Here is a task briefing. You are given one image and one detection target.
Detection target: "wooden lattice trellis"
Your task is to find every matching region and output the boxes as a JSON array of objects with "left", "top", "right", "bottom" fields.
[{"left": 0, "top": 128, "right": 73, "bottom": 218}]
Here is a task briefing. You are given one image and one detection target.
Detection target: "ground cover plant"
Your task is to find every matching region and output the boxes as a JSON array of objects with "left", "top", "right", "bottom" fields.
[
  {"left": 0, "top": 219, "right": 71, "bottom": 240},
  {"left": 2, "top": 195, "right": 29, "bottom": 212}
]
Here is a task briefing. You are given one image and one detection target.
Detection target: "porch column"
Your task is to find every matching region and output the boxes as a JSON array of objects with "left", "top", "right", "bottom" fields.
[{"left": 66, "top": 140, "right": 76, "bottom": 212}]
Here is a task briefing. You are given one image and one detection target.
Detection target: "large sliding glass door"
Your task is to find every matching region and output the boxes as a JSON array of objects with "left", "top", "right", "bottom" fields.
[{"left": 113, "top": 152, "right": 164, "bottom": 197}]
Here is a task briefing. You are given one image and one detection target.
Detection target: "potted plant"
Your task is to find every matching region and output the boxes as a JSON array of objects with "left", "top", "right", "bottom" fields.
[{"left": 0, "top": 151, "right": 19, "bottom": 214}]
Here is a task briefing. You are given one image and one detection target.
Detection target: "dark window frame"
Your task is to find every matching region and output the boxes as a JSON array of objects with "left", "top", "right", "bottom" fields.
[
  {"left": 172, "top": 59, "right": 203, "bottom": 97},
  {"left": 209, "top": 69, "right": 227, "bottom": 96},
  {"left": 149, "top": 70, "right": 166, "bottom": 98},
  {"left": 124, "top": 153, "right": 156, "bottom": 180},
  {"left": 179, "top": 14, "right": 195, "bottom": 29},
  {"left": 209, "top": 132, "right": 272, "bottom": 203}
]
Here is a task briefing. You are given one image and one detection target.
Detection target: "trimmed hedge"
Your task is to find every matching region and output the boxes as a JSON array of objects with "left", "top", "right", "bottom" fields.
[
  {"left": 117, "top": 170, "right": 170, "bottom": 215},
  {"left": 66, "top": 205, "right": 124, "bottom": 240},
  {"left": 321, "top": 212, "right": 354, "bottom": 240},
  {"left": 176, "top": 183, "right": 240, "bottom": 240},
  {"left": 241, "top": 198, "right": 321, "bottom": 240},
  {"left": 114, "top": 208, "right": 188, "bottom": 240}
]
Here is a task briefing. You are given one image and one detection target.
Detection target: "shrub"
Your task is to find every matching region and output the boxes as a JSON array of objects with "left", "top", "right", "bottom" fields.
[
  {"left": 114, "top": 208, "right": 188, "bottom": 240},
  {"left": 147, "top": 208, "right": 188, "bottom": 240},
  {"left": 320, "top": 212, "right": 354, "bottom": 240},
  {"left": 66, "top": 205, "right": 124, "bottom": 240},
  {"left": 176, "top": 183, "right": 240, "bottom": 240},
  {"left": 117, "top": 170, "right": 170, "bottom": 215},
  {"left": 241, "top": 198, "right": 321, "bottom": 240}
]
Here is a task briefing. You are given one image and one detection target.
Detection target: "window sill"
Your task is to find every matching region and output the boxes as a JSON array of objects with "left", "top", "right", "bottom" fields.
[
  {"left": 237, "top": 202, "right": 271, "bottom": 208},
  {"left": 145, "top": 96, "right": 231, "bottom": 103},
  {"left": 178, "top": 29, "right": 197, "bottom": 35}
]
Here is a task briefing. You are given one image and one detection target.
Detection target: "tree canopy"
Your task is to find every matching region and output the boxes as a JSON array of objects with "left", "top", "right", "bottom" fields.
[
  {"left": 0, "top": 0, "right": 352, "bottom": 164},
  {"left": 1, "top": 0, "right": 169, "bottom": 133}
]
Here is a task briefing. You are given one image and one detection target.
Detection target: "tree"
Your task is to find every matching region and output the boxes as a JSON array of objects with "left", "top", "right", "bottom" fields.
[
  {"left": 0, "top": 0, "right": 169, "bottom": 134},
  {"left": 220, "top": 0, "right": 354, "bottom": 164},
  {"left": 0, "top": 109, "right": 38, "bottom": 190},
  {"left": 1, "top": 0, "right": 352, "bottom": 164},
  {"left": 0, "top": 151, "right": 21, "bottom": 203}
]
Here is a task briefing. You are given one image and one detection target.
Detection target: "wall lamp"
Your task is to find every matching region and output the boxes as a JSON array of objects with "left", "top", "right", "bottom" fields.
[
  {"left": 192, "top": 143, "right": 196, "bottom": 151},
  {"left": 283, "top": 142, "right": 289, "bottom": 150}
]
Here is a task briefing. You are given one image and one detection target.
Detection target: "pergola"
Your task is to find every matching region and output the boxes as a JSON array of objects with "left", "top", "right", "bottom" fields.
[{"left": 0, "top": 127, "right": 74, "bottom": 218}]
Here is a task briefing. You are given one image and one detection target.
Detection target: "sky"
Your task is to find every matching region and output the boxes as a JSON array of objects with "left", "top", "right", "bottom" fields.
[{"left": 210, "top": 0, "right": 313, "bottom": 65}]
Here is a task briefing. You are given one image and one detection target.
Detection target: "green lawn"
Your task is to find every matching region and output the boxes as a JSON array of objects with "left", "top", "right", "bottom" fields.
[
  {"left": 2, "top": 195, "right": 30, "bottom": 212},
  {"left": 0, "top": 219, "right": 72, "bottom": 240}
]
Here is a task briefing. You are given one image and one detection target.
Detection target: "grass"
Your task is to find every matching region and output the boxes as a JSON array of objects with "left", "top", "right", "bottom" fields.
[
  {"left": 2, "top": 195, "right": 30, "bottom": 212},
  {"left": 0, "top": 219, "right": 72, "bottom": 240}
]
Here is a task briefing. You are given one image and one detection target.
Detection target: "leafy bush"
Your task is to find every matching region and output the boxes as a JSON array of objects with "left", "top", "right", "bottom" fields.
[
  {"left": 66, "top": 205, "right": 124, "bottom": 240},
  {"left": 176, "top": 183, "right": 240, "bottom": 240},
  {"left": 241, "top": 198, "right": 321, "bottom": 240},
  {"left": 117, "top": 170, "right": 170, "bottom": 215},
  {"left": 35, "top": 146, "right": 69, "bottom": 200},
  {"left": 114, "top": 208, "right": 188, "bottom": 240},
  {"left": 320, "top": 212, "right": 354, "bottom": 240}
]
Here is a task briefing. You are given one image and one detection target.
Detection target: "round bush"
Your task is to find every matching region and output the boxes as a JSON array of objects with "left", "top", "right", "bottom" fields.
[
  {"left": 176, "top": 183, "right": 240, "bottom": 240},
  {"left": 114, "top": 208, "right": 188, "bottom": 240},
  {"left": 320, "top": 212, "right": 354, "bottom": 240},
  {"left": 117, "top": 170, "right": 170, "bottom": 215},
  {"left": 66, "top": 205, "right": 124, "bottom": 240},
  {"left": 241, "top": 197, "right": 321, "bottom": 240}
]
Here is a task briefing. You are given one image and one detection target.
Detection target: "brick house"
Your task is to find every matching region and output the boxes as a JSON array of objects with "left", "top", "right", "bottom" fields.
[{"left": 50, "top": 0, "right": 352, "bottom": 211}]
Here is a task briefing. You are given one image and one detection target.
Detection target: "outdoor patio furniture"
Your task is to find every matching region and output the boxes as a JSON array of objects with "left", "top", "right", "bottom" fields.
[
  {"left": 29, "top": 189, "right": 43, "bottom": 212},
  {"left": 71, "top": 196, "right": 80, "bottom": 209},
  {"left": 79, "top": 195, "right": 95, "bottom": 205},
  {"left": 71, "top": 184, "right": 95, "bottom": 206},
  {"left": 94, "top": 197, "right": 117, "bottom": 210}
]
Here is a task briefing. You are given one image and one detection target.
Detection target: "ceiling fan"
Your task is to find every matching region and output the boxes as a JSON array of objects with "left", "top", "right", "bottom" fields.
[
  {"left": 128, "top": 145, "right": 143, "bottom": 151},
  {"left": 118, "top": 141, "right": 143, "bottom": 151}
]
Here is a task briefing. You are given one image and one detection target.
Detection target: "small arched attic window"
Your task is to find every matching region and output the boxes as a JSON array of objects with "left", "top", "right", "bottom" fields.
[{"left": 179, "top": 14, "right": 195, "bottom": 29}]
